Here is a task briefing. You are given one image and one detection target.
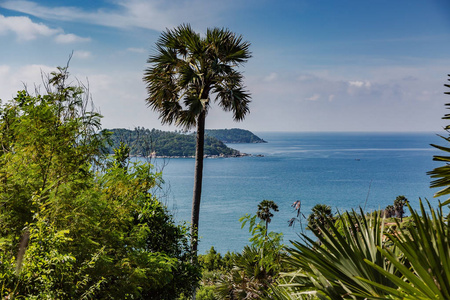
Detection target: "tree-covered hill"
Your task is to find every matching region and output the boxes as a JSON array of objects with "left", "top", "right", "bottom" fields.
[
  {"left": 205, "top": 128, "right": 267, "bottom": 143},
  {"left": 104, "top": 127, "right": 241, "bottom": 157}
]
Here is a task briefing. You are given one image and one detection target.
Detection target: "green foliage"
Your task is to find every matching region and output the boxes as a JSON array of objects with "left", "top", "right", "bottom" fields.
[
  {"left": 307, "top": 203, "right": 334, "bottom": 234},
  {"left": 0, "top": 67, "right": 199, "bottom": 299},
  {"left": 4, "top": 194, "right": 105, "bottom": 299},
  {"left": 215, "top": 246, "right": 279, "bottom": 300},
  {"left": 199, "top": 247, "right": 225, "bottom": 272},
  {"left": 105, "top": 127, "right": 240, "bottom": 157},
  {"left": 205, "top": 128, "right": 266, "bottom": 144},
  {"left": 257, "top": 199, "right": 279, "bottom": 232},
  {"left": 393, "top": 195, "right": 408, "bottom": 221},
  {"left": 214, "top": 212, "right": 284, "bottom": 299},
  {"left": 143, "top": 24, "right": 252, "bottom": 129},
  {"left": 240, "top": 214, "right": 283, "bottom": 256},
  {"left": 361, "top": 200, "right": 450, "bottom": 299},
  {"left": 275, "top": 209, "right": 400, "bottom": 299},
  {"left": 196, "top": 285, "right": 218, "bottom": 300},
  {"left": 275, "top": 200, "right": 450, "bottom": 300},
  {"left": 428, "top": 75, "right": 450, "bottom": 205},
  {"left": 384, "top": 204, "right": 395, "bottom": 218},
  {"left": 143, "top": 23, "right": 252, "bottom": 258},
  {"left": 113, "top": 141, "right": 130, "bottom": 168}
]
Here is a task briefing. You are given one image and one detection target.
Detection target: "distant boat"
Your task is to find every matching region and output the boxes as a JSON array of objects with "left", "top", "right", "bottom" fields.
[{"left": 355, "top": 159, "right": 360, "bottom": 161}]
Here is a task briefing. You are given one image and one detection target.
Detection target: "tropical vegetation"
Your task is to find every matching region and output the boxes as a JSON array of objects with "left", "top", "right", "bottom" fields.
[
  {"left": 428, "top": 74, "right": 450, "bottom": 205},
  {"left": 215, "top": 201, "right": 284, "bottom": 299},
  {"left": 205, "top": 128, "right": 266, "bottom": 144},
  {"left": 271, "top": 200, "right": 450, "bottom": 300},
  {"left": 3, "top": 24, "right": 450, "bottom": 300},
  {"left": 0, "top": 67, "right": 199, "bottom": 299},
  {"left": 143, "top": 24, "right": 252, "bottom": 256},
  {"left": 105, "top": 127, "right": 240, "bottom": 157}
]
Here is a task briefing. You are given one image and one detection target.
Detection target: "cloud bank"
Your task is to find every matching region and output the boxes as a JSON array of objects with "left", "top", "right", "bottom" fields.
[
  {"left": 0, "top": 14, "right": 89, "bottom": 42},
  {"left": 0, "top": 0, "right": 232, "bottom": 31}
]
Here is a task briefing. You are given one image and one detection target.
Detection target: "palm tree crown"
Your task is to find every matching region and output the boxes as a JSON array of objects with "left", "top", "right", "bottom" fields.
[
  {"left": 143, "top": 24, "right": 251, "bottom": 129},
  {"left": 257, "top": 200, "right": 279, "bottom": 231}
]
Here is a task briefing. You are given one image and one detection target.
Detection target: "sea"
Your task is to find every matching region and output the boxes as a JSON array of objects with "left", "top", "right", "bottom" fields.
[{"left": 146, "top": 132, "right": 445, "bottom": 254}]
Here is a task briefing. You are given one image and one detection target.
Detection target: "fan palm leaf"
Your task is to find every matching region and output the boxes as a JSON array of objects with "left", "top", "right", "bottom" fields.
[
  {"left": 143, "top": 24, "right": 251, "bottom": 256},
  {"left": 275, "top": 209, "right": 400, "bottom": 299},
  {"left": 428, "top": 75, "right": 450, "bottom": 205},
  {"left": 360, "top": 200, "right": 450, "bottom": 299}
]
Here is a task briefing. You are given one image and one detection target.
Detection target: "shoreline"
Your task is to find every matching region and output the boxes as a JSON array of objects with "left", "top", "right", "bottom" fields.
[{"left": 130, "top": 153, "right": 264, "bottom": 159}]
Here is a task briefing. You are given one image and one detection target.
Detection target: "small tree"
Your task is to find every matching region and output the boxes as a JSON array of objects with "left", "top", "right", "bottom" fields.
[
  {"left": 394, "top": 195, "right": 408, "bottom": 221},
  {"left": 257, "top": 200, "right": 279, "bottom": 233},
  {"left": 384, "top": 204, "right": 395, "bottom": 218},
  {"left": 307, "top": 204, "right": 334, "bottom": 234},
  {"left": 220, "top": 205, "right": 284, "bottom": 299}
]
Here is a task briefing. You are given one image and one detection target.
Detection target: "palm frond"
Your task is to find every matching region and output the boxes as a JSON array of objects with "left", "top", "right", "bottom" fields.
[
  {"left": 428, "top": 75, "right": 450, "bottom": 201},
  {"left": 360, "top": 200, "right": 450, "bottom": 299},
  {"left": 276, "top": 210, "right": 399, "bottom": 299},
  {"left": 143, "top": 24, "right": 251, "bottom": 130}
]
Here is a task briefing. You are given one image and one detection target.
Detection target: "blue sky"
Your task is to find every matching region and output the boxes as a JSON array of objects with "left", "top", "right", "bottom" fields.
[{"left": 0, "top": 0, "right": 449, "bottom": 132}]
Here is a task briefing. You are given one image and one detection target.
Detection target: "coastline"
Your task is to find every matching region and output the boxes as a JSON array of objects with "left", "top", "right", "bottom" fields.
[{"left": 130, "top": 152, "right": 264, "bottom": 159}]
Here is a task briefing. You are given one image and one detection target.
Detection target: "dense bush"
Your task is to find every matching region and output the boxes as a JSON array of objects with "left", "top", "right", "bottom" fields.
[{"left": 0, "top": 67, "right": 199, "bottom": 299}]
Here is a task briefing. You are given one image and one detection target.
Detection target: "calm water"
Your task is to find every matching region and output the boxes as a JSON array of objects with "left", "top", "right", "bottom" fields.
[{"left": 148, "top": 132, "right": 444, "bottom": 254}]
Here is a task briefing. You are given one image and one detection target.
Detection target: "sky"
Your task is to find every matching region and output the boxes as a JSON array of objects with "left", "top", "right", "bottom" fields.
[{"left": 0, "top": 0, "right": 450, "bottom": 132}]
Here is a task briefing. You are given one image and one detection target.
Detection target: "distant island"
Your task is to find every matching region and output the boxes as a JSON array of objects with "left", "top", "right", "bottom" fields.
[
  {"left": 205, "top": 128, "right": 267, "bottom": 144},
  {"left": 104, "top": 127, "right": 249, "bottom": 158}
]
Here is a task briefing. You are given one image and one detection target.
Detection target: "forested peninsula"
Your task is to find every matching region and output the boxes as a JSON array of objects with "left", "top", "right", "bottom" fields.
[
  {"left": 205, "top": 128, "right": 267, "bottom": 143},
  {"left": 104, "top": 127, "right": 249, "bottom": 157}
]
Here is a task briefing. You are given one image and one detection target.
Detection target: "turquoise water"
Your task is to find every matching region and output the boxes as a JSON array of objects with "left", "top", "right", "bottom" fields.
[{"left": 149, "top": 132, "right": 444, "bottom": 254}]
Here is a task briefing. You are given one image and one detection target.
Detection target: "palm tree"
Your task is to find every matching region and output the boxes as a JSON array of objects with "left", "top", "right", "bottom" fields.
[
  {"left": 257, "top": 200, "right": 279, "bottom": 232},
  {"left": 143, "top": 24, "right": 251, "bottom": 256},
  {"left": 307, "top": 203, "right": 333, "bottom": 234},
  {"left": 393, "top": 195, "right": 408, "bottom": 221}
]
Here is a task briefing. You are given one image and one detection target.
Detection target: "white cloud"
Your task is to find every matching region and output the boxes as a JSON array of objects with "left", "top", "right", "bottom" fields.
[
  {"left": 0, "top": 14, "right": 59, "bottom": 40},
  {"left": 306, "top": 94, "right": 320, "bottom": 101},
  {"left": 263, "top": 72, "right": 278, "bottom": 82},
  {"left": 348, "top": 80, "right": 371, "bottom": 88},
  {"left": 297, "top": 74, "right": 317, "bottom": 81},
  {"left": 0, "top": 14, "right": 90, "bottom": 43},
  {"left": 0, "top": 0, "right": 231, "bottom": 31},
  {"left": 55, "top": 33, "right": 91, "bottom": 44},
  {"left": 127, "top": 47, "right": 146, "bottom": 53},
  {"left": 0, "top": 64, "right": 57, "bottom": 100},
  {"left": 73, "top": 51, "right": 92, "bottom": 59},
  {"left": 0, "top": 65, "right": 10, "bottom": 77}
]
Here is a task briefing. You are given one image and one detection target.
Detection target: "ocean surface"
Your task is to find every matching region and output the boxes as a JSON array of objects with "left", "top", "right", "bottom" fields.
[{"left": 146, "top": 132, "right": 445, "bottom": 254}]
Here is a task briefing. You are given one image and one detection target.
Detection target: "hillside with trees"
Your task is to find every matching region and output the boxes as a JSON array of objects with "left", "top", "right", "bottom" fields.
[
  {"left": 205, "top": 128, "right": 266, "bottom": 143},
  {"left": 104, "top": 128, "right": 241, "bottom": 157}
]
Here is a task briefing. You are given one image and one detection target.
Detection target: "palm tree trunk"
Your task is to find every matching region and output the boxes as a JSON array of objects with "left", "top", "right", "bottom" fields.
[{"left": 191, "top": 110, "right": 206, "bottom": 257}]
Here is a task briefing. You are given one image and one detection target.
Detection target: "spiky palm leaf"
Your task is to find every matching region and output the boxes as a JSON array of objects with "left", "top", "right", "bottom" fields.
[
  {"left": 360, "top": 200, "right": 450, "bottom": 299},
  {"left": 275, "top": 209, "right": 400, "bottom": 299},
  {"left": 428, "top": 75, "right": 450, "bottom": 205}
]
